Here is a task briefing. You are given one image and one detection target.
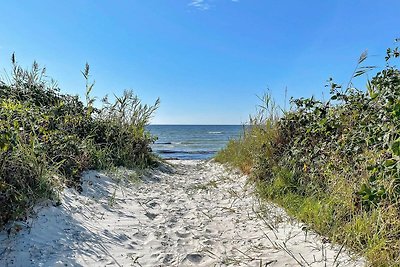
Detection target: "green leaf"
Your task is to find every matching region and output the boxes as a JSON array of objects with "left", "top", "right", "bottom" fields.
[
  {"left": 354, "top": 70, "right": 368, "bottom": 78},
  {"left": 384, "top": 159, "right": 396, "bottom": 167},
  {"left": 391, "top": 139, "right": 400, "bottom": 156}
]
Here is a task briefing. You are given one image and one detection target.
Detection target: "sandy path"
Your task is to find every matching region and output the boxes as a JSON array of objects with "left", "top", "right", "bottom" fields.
[{"left": 0, "top": 160, "right": 364, "bottom": 266}]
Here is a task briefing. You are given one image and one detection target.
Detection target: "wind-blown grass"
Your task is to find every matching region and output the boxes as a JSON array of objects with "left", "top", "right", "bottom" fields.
[
  {"left": 216, "top": 46, "right": 400, "bottom": 266},
  {"left": 0, "top": 55, "right": 159, "bottom": 228}
]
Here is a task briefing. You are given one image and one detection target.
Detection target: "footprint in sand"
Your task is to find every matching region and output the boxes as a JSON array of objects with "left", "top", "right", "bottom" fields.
[
  {"left": 146, "top": 201, "right": 158, "bottom": 208},
  {"left": 161, "top": 253, "right": 174, "bottom": 264},
  {"left": 0, "top": 160, "right": 365, "bottom": 267},
  {"left": 183, "top": 253, "right": 204, "bottom": 263},
  {"left": 132, "top": 231, "right": 147, "bottom": 240},
  {"left": 144, "top": 212, "right": 158, "bottom": 220},
  {"left": 175, "top": 230, "right": 191, "bottom": 238},
  {"left": 201, "top": 239, "right": 214, "bottom": 246}
]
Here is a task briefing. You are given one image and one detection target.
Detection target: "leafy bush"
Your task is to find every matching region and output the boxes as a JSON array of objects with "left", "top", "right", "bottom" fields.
[
  {"left": 0, "top": 55, "right": 159, "bottom": 228},
  {"left": 216, "top": 46, "right": 400, "bottom": 266}
]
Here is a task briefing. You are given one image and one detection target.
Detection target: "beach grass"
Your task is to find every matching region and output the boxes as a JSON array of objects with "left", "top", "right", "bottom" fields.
[
  {"left": 216, "top": 46, "right": 400, "bottom": 266},
  {"left": 0, "top": 54, "right": 159, "bottom": 229}
]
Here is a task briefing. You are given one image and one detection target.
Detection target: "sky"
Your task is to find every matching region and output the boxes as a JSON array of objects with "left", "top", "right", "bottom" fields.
[{"left": 0, "top": 0, "right": 399, "bottom": 124}]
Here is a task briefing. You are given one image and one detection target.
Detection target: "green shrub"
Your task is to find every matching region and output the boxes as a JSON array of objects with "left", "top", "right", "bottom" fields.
[
  {"left": 0, "top": 55, "right": 159, "bottom": 228},
  {"left": 217, "top": 46, "right": 400, "bottom": 266}
]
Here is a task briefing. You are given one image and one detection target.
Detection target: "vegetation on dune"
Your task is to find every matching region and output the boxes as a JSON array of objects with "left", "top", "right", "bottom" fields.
[
  {"left": 0, "top": 55, "right": 159, "bottom": 228},
  {"left": 216, "top": 45, "right": 400, "bottom": 266}
]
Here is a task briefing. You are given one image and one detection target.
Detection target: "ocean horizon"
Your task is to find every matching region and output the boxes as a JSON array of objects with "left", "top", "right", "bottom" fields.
[{"left": 147, "top": 124, "right": 244, "bottom": 160}]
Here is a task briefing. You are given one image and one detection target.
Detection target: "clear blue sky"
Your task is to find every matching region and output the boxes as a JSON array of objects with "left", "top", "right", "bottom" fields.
[{"left": 0, "top": 1, "right": 399, "bottom": 124}]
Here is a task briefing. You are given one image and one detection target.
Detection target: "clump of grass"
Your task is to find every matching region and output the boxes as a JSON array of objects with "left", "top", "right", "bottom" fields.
[
  {"left": 0, "top": 54, "right": 159, "bottom": 228},
  {"left": 215, "top": 93, "right": 280, "bottom": 174},
  {"left": 192, "top": 180, "right": 218, "bottom": 191},
  {"left": 216, "top": 45, "right": 400, "bottom": 266}
]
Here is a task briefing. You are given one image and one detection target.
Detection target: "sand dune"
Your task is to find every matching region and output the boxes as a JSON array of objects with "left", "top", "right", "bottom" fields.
[{"left": 0, "top": 160, "right": 364, "bottom": 266}]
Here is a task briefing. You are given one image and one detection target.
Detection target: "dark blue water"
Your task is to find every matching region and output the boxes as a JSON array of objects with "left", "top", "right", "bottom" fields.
[{"left": 147, "top": 125, "right": 243, "bottom": 160}]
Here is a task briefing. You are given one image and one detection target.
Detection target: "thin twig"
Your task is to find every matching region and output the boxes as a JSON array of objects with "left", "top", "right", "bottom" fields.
[{"left": 333, "top": 243, "right": 345, "bottom": 266}]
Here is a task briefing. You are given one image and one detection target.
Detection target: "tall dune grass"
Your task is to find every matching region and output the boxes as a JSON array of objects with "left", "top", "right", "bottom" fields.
[{"left": 0, "top": 55, "right": 159, "bottom": 228}]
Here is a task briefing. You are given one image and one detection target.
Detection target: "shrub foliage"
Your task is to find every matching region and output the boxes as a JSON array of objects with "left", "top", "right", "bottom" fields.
[
  {"left": 0, "top": 55, "right": 159, "bottom": 228},
  {"left": 216, "top": 46, "right": 400, "bottom": 266}
]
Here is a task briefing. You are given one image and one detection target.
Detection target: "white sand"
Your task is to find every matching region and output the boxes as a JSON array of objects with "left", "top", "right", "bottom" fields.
[{"left": 0, "top": 160, "right": 365, "bottom": 266}]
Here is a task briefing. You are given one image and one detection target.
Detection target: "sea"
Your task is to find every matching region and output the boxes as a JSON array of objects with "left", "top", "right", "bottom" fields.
[{"left": 147, "top": 125, "right": 244, "bottom": 160}]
